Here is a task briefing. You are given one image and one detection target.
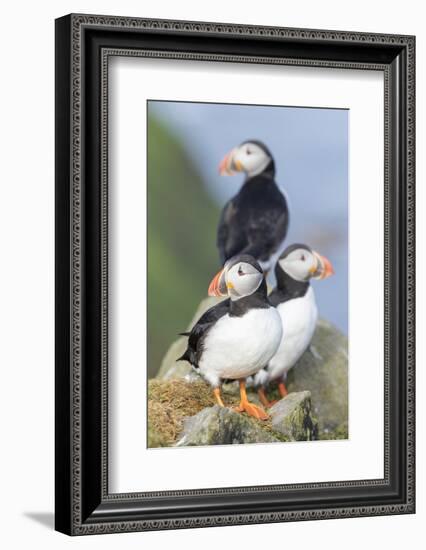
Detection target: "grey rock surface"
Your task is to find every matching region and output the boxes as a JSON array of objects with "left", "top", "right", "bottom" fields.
[
  {"left": 270, "top": 391, "right": 318, "bottom": 441},
  {"left": 286, "top": 319, "right": 348, "bottom": 436},
  {"left": 176, "top": 405, "right": 280, "bottom": 446}
]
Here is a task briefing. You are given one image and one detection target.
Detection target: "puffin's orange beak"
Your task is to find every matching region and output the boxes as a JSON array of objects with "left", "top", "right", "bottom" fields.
[
  {"left": 208, "top": 268, "right": 227, "bottom": 297},
  {"left": 312, "top": 252, "right": 334, "bottom": 280},
  {"left": 219, "top": 148, "right": 242, "bottom": 175}
]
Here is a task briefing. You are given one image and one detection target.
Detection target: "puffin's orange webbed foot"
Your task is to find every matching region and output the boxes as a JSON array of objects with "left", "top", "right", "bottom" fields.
[
  {"left": 233, "top": 379, "right": 269, "bottom": 420},
  {"left": 257, "top": 387, "right": 278, "bottom": 408},
  {"left": 278, "top": 382, "right": 288, "bottom": 398},
  {"left": 233, "top": 401, "right": 269, "bottom": 420}
]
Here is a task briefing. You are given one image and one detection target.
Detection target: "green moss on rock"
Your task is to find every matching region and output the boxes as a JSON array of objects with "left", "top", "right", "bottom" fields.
[
  {"left": 177, "top": 406, "right": 281, "bottom": 446},
  {"left": 270, "top": 391, "right": 318, "bottom": 441}
]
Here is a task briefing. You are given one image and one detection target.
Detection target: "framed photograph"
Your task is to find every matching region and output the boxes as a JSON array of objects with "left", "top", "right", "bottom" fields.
[{"left": 55, "top": 14, "right": 415, "bottom": 535}]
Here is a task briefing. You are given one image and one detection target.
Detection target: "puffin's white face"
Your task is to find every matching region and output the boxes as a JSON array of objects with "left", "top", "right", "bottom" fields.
[
  {"left": 225, "top": 261, "right": 263, "bottom": 299},
  {"left": 278, "top": 247, "right": 334, "bottom": 282},
  {"left": 208, "top": 259, "right": 264, "bottom": 300},
  {"left": 219, "top": 142, "right": 271, "bottom": 178}
]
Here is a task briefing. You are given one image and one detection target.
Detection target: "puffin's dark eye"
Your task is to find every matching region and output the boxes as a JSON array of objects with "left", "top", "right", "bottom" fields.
[
  {"left": 246, "top": 148, "right": 252, "bottom": 155},
  {"left": 238, "top": 266, "right": 245, "bottom": 276},
  {"left": 301, "top": 254, "right": 306, "bottom": 261}
]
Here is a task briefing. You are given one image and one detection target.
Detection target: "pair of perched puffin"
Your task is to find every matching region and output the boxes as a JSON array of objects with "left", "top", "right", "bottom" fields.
[
  {"left": 179, "top": 140, "right": 334, "bottom": 419},
  {"left": 179, "top": 246, "right": 332, "bottom": 419}
]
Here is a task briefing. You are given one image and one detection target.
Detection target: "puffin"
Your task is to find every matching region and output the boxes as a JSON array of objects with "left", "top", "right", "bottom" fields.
[
  {"left": 217, "top": 140, "right": 289, "bottom": 271},
  {"left": 178, "top": 254, "right": 282, "bottom": 420},
  {"left": 254, "top": 244, "right": 334, "bottom": 407}
]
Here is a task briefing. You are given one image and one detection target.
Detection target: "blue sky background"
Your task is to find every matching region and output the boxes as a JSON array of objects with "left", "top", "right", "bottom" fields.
[{"left": 149, "top": 101, "right": 348, "bottom": 334}]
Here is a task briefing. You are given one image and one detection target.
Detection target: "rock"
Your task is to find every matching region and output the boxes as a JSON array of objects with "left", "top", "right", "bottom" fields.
[
  {"left": 176, "top": 406, "right": 281, "bottom": 446},
  {"left": 270, "top": 391, "right": 317, "bottom": 441},
  {"left": 156, "top": 299, "right": 348, "bottom": 441},
  {"left": 286, "top": 318, "right": 348, "bottom": 436},
  {"left": 149, "top": 380, "right": 319, "bottom": 446}
]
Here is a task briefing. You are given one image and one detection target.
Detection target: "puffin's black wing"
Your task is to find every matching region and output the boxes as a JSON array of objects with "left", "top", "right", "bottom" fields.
[
  {"left": 243, "top": 203, "right": 288, "bottom": 263},
  {"left": 217, "top": 179, "right": 289, "bottom": 265},
  {"left": 217, "top": 199, "right": 246, "bottom": 265},
  {"left": 178, "top": 299, "right": 230, "bottom": 368}
]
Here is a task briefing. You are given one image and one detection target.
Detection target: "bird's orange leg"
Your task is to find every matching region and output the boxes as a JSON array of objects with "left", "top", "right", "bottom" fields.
[
  {"left": 278, "top": 382, "right": 288, "bottom": 398},
  {"left": 257, "top": 387, "right": 277, "bottom": 408},
  {"left": 213, "top": 387, "right": 225, "bottom": 407},
  {"left": 234, "top": 379, "right": 269, "bottom": 420}
]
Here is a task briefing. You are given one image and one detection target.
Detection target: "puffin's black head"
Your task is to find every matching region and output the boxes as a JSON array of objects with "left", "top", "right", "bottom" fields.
[
  {"left": 275, "top": 244, "right": 334, "bottom": 285},
  {"left": 208, "top": 254, "right": 264, "bottom": 300},
  {"left": 219, "top": 140, "right": 275, "bottom": 178}
]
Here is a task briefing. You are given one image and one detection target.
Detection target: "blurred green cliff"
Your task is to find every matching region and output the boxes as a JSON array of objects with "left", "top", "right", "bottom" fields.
[{"left": 147, "top": 113, "right": 220, "bottom": 376}]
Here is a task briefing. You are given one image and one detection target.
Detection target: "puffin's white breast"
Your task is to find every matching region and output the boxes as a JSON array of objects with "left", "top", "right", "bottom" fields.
[
  {"left": 199, "top": 307, "right": 282, "bottom": 387},
  {"left": 266, "top": 286, "right": 318, "bottom": 381}
]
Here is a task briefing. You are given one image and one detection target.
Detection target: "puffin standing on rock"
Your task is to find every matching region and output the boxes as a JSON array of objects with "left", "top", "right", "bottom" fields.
[
  {"left": 178, "top": 255, "right": 282, "bottom": 420},
  {"left": 217, "top": 140, "right": 289, "bottom": 271},
  {"left": 254, "top": 244, "right": 334, "bottom": 407}
]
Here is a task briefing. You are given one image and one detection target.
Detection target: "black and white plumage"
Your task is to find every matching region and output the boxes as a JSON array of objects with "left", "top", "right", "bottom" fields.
[
  {"left": 217, "top": 140, "right": 289, "bottom": 271},
  {"left": 254, "top": 244, "right": 334, "bottom": 405},
  {"left": 179, "top": 255, "right": 282, "bottom": 419}
]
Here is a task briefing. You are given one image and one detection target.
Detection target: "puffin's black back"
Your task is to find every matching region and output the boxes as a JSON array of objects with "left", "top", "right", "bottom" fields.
[{"left": 217, "top": 173, "right": 289, "bottom": 265}]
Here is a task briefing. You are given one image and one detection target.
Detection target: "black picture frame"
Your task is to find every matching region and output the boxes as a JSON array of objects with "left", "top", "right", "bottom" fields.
[{"left": 55, "top": 13, "right": 415, "bottom": 535}]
